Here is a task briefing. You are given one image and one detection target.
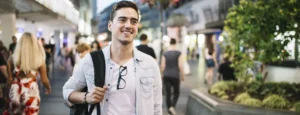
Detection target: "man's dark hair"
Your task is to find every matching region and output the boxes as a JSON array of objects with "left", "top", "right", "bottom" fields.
[
  {"left": 140, "top": 34, "right": 147, "bottom": 41},
  {"left": 223, "top": 57, "right": 229, "bottom": 62},
  {"left": 12, "top": 36, "right": 16, "bottom": 39},
  {"left": 109, "top": 1, "right": 139, "bottom": 21},
  {"left": 170, "top": 38, "right": 176, "bottom": 45},
  {"left": 41, "top": 38, "right": 45, "bottom": 41}
]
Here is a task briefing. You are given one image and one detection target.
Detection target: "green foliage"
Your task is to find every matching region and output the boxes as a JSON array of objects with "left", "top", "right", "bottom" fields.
[
  {"left": 234, "top": 92, "right": 251, "bottom": 103},
  {"left": 293, "top": 102, "right": 300, "bottom": 112},
  {"left": 240, "top": 98, "right": 263, "bottom": 107},
  {"left": 210, "top": 81, "right": 229, "bottom": 97},
  {"left": 247, "top": 81, "right": 262, "bottom": 95},
  {"left": 210, "top": 81, "right": 246, "bottom": 100},
  {"left": 224, "top": 0, "right": 300, "bottom": 82},
  {"left": 211, "top": 81, "right": 300, "bottom": 112},
  {"left": 263, "top": 95, "right": 290, "bottom": 109}
]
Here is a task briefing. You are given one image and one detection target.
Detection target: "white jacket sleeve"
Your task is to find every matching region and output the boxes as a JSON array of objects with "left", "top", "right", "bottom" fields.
[
  {"left": 153, "top": 61, "right": 163, "bottom": 115},
  {"left": 62, "top": 54, "right": 90, "bottom": 104}
]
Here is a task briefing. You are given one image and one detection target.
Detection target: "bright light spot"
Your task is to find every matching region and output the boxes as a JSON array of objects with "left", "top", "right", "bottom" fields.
[
  {"left": 15, "top": 33, "right": 23, "bottom": 41},
  {"left": 98, "top": 35, "right": 106, "bottom": 41},
  {"left": 163, "top": 35, "right": 169, "bottom": 42},
  {"left": 184, "top": 35, "right": 189, "bottom": 45},
  {"left": 50, "top": 38, "right": 55, "bottom": 44},
  {"left": 219, "top": 36, "right": 224, "bottom": 42},
  {"left": 295, "top": 23, "right": 298, "bottom": 28},
  {"left": 276, "top": 25, "right": 279, "bottom": 30},
  {"left": 198, "top": 34, "right": 205, "bottom": 48},
  {"left": 59, "top": 33, "right": 63, "bottom": 39},
  {"left": 290, "top": 31, "right": 295, "bottom": 36},
  {"left": 134, "top": 40, "right": 140, "bottom": 46},
  {"left": 0, "top": 31, "right": 2, "bottom": 34},
  {"left": 87, "top": 37, "right": 94, "bottom": 42},
  {"left": 64, "top": 0, "right": 74, "bottom": 8}
]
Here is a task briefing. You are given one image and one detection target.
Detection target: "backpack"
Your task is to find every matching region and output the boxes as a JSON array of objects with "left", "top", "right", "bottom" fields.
[{"left": 67, "top": 50, "right": 106, "bottom": 115}]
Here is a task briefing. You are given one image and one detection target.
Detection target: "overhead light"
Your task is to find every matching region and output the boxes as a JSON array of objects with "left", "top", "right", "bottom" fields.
[
  {"left": 163, "top": 35, "right": 169, "bottom": 42},
  {"left": 219, "top": 36, "right": 224, "bottom": 42}
]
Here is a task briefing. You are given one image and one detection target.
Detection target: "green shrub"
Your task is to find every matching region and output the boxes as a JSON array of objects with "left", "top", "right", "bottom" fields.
[
  {"left": 263, "top": 94, "right": 290, "bottom": 109},
  {"left": 210, "top": 81, "right": 229, "bottom": 97},
  {"left": 234, "top": 92, "right": 251, "bottom": 103},
  {"left": 240, "top": 98, "right": 263, "bottom": 107},
  {"left": 293, "top": 102, "right": 300, "bottom": 112}
]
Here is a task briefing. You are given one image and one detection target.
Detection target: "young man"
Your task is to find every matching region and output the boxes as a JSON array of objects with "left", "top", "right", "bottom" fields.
[
  {"left": 63, "top": 1, "right": 162, "bottom": 115},
  {"left": 136, "top": 34, "right": 156, "bottom": 59}
]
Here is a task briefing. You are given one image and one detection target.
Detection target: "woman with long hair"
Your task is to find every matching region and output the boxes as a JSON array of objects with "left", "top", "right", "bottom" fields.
[
  {"left": 205, "top": 45, "right": 217, "bottom": 86},
  {"left": 3, "top": 32, "right": 51, "bottom": 115}
]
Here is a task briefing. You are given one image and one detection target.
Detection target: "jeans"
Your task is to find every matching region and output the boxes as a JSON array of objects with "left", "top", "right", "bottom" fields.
[{"left": 163, "top": 77, "right": 180, "bottom": 109}]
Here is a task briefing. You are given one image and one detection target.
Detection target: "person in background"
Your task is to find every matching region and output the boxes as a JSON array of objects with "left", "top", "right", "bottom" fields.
[
  {"left": 9, "top": 36, "right": 17, "bottom": 55},
  {"left": 136, "top": 34, "right": 156, "bottom": 59},
  {"left": 205, "top": 45, "right": 217, "bottom": 85},
  {"left": 91, "top": 41, "right": 101, "bottom": 52},
  {"left": 3, "top": 32, "right": 51, "bottom": 115},
  {"left": 0, "top": 54, "right": 8, "bottom": 113},
  {"left": 41, "top": 38, "right": 51, "bottom": 77},
  {"left": 76, "top": 43, "right": 91, "bottom": 59},
  {"left": 217, "top": 55, "right": 236, "bottom": 81},
  {"left": 0, "top": 40, "right": 9, "bottom": 61},
  {"left": 161, "top": 38, "right": 184, "bottom": 115},
  {"left": 256, "top": 63, "right": 268, "bottom": 82}
]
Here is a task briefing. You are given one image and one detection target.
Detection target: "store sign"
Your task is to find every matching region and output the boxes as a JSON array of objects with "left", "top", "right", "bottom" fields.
[{"left": 35, "top": 0, "right": 79, "bottom": 25}]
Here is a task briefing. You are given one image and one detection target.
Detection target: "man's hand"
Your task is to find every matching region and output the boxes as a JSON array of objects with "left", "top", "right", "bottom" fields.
[{"left": 86, "top": 86, "right": 108, "bottom": 104}]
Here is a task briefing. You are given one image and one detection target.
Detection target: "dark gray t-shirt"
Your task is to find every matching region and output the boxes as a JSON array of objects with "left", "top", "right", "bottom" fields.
[{"left": 163, "top": 50, "right": 181, "bottom": 78}]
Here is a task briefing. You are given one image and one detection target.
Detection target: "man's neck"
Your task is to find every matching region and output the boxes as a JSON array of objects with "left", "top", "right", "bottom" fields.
[
  {"left": 169, "top": 45, "right": 176, "bottom": 50},
  {"left": 110, "top": 41, "right": 134, "bottom": 65},
  {"left": 140, "top": 41, "right": 148, "bottom": 45}
]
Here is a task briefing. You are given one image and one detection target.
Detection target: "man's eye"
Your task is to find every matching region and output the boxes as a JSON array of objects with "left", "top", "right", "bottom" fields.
[
  {"left": 119, "top": 19, "right": 126, "bottom": 22},
  {"left": 132, "top": 20, "right": 138, "bottom": 24}
]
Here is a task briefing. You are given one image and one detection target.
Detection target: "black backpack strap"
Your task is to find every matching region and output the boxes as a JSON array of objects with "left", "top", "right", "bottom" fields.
[{"left": 89, "top": 50, "right": 106, "bottom": 115}]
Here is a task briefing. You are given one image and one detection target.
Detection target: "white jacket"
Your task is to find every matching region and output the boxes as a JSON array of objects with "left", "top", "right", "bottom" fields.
[{"left": 63, "top": 44, "right": 163, "bottom": 115}]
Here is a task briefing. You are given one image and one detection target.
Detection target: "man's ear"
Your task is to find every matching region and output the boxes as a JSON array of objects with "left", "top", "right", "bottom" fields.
[{"left": 108, "top": 21, "right": 112, "bottom": 32}]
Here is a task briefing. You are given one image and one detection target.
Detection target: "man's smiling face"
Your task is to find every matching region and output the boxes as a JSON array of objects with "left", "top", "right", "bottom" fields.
[{"left": 108, "top": 7, "right": 139, "bottom": 46}]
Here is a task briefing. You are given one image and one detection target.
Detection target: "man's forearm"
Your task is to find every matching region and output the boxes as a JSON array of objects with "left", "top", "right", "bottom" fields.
[{"left": 69, "top": 91, "right": 87, "bottom": 104}]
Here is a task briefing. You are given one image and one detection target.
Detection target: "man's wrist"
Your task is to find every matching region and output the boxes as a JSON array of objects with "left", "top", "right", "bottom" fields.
[{"left": 84, "top": 92, "right": 89, "bottom": 104}]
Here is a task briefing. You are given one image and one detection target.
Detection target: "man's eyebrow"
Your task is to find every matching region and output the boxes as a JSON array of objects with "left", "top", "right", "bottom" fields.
[{"left": 118, "top": 16, "right": 138, "bottom": 21}]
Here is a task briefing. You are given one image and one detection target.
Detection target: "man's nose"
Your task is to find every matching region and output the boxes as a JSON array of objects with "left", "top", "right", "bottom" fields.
[{"left": 124, "top": 20, "right": 132, "bottom": 28}]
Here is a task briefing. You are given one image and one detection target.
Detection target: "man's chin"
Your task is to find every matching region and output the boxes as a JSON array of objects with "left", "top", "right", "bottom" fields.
[{"left": 118, "top": 39, "right": 133, "bottom": 46}]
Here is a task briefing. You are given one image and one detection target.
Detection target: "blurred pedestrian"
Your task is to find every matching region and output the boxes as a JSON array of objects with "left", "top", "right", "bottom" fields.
[
  {"left": 256, "top": 63, "right": 268, "bottom": 82},
  {"left": 0, "top": 54, "right": 8, "bottom": 113},
  {"left": 136, "top": 33, "right": 156, "bottom": 59},
  {"left": 0, "top": 40, "right": 9, "bottom": 61},
  {"left": 3, "top": 32, "right": 51, "bottom": 115},
  {"left": 205, "top": 45, "right": 217, "bottom": 85},
  {"left": 41, "top": 38, "right": 51, "bottom": 77},
  {"left": 9, "top": 36, "right": 17, "bottom": 55},
  {"left": 76, "top": 43, "right": 91, "bottom": 59},
  {"left": 217, "top": 55, "right": 236, "bottom": 81},
  {"left": 90, "top": 41, "right": 101, "bottom": 52},
  {"left": 161, "top": 38, "right": 185, "bottom": 115}
]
